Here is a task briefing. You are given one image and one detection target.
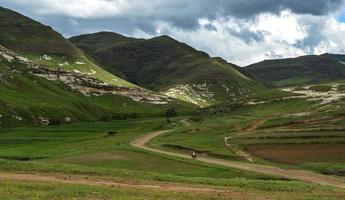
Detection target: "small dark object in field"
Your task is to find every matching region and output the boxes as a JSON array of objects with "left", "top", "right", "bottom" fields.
[
  {"left": 108, "top": 131, "right": 118, "bottom": 136},
  {"left": 165, "top": 108, "right": 177, "bottom": 123},
  {"left": 191, "top": 151, "right": 197, "bottom": 159}
]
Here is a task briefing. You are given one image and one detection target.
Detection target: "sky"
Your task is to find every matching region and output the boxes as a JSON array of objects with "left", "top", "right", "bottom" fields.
[{"left": 1, "top": 0, "right": 345, "bottom": 66}]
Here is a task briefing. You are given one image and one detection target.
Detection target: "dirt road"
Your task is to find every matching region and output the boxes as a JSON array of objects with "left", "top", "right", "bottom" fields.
[
  {"left": 131, "top": 130, "right": 345, "bottom": 189},
  {"left": 0, "top": 172, "right": 229, "bottom": 194}
]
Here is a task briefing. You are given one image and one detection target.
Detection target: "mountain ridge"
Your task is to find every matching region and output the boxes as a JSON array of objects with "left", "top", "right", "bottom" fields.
[
  {"left": 70, "top": 32, "right": 264, "bottom": 106},
  {"left": 243, "top": 53, "right": 345, "bottom": 87}
]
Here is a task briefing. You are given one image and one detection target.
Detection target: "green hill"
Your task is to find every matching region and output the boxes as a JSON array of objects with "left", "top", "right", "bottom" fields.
[
  {"left": 244, "top": 54, "right": 345, "bottom": 87},
  {"left": 0, "top": 7, "right": 196, "bottom": 127},
  {"left": 0, "top": 44, "right": 195, "bottom": 127},
  {"left": 70, "top": 32, "right": 263, "bottom": 107},
  {"left": 0, "top": 6, "right": 135, "bottom": 87}
]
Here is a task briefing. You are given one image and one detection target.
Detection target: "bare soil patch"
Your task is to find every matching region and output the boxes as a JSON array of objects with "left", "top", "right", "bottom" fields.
[{"left": 246, "top": 144, "right": 345, "bottom": 164}]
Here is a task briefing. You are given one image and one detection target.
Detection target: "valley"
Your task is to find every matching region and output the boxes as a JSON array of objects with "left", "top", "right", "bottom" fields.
[{"left": 0, "top": 4, "right": 345, "bottom": 200}]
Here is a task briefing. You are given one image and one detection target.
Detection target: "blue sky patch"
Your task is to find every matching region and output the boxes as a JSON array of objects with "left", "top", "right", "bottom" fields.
[{"left": 337, "top": 12, "right": 345, "bottom": 22}]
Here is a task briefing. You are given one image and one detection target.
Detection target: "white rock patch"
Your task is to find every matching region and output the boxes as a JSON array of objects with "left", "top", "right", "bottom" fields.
[
  {"left": 0, "top": 52, "right": 14, "bottom": 62},
  {"left": 42, "top": 54, "right": 52, "bottom": 61},
  {"left": 282, "top": 83, "right": 345, "bottom": 105},
  {"left": 75, "top": 61, "right": 85, "bottom": 65},
  {"left": 163, "top": 83, "right": 215, "bottom": 107}
]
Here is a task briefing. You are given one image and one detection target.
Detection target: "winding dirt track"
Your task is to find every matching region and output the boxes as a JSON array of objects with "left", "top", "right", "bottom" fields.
[{"left": 130, "top": 130, "right": 345, "bottom": 189}]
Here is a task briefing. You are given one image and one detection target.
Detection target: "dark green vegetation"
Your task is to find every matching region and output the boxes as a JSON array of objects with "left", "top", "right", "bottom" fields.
[
  {"left": 0, "top": 7, "right": 78, "bottom": 57},
  {"left": 70, "top": 32, "right": 264, "bottom": 106},
  {"left": 244, "top": 54, "right": 345, "bottom": 87}
]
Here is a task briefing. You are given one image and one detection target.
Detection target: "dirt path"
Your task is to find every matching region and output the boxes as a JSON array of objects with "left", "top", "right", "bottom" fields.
[
  {"left": 244, "top": 119, "right": 267, "bottom": 132},
  {"left": 0, "top": 172, "right": 229, "bottom": 194},
  {"left": 224, "top": 136, "right": 253, "bottom": 163},
  {"left": 131, "top": 130, "right": 345, "bottom": 189},
  {"left": 224, "top": 119, "right": 268, "bottom": 163}
]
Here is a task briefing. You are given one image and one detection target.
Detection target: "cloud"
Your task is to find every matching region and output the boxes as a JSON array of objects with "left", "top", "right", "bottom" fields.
[
  {"left": 3, "top": 0, "right": 344, "bottom": 28},
  {"left": 153, "top": 10, "right": 345, "bottom": 65},
  {"left": 1, "top": 0, "right": 345, "bottom": 65}
]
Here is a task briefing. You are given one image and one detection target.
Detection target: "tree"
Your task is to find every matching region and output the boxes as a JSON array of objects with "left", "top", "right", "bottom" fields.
[{"left": 165, "top": 108, "right": 177, "bottom": 123}]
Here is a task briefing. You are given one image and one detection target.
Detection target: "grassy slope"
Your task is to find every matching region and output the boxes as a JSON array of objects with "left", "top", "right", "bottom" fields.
[
  {"left": 0, "top": 57, "right": 195, "bottom": 127},
  {"left": 0, "top": 6, "right": 134, "bottom": 87},
  {"left": 244, "top": 54, "right": 345, "bottom": 87},
  {"left": 70, "top": 32, "right": 264, "bottom": 106},
  {"left": 152, "top": 83, "right": 345, "bottom": 176},
  {"left": 0, "top": 6, "right": 196, "bottom": 127}
]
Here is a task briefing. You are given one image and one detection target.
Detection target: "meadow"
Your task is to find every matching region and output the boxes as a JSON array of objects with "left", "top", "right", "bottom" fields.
[
  {"left": 151, "top": 85, "right": 345, "bottom": 178},
  {"left": 1, "top": 117, "right": 345, "bottom": 199}
]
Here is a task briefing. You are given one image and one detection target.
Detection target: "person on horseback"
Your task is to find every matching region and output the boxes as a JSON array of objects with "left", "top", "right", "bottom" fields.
[{"left": 191, "top": 151, "right": 197, "bottom": 159}]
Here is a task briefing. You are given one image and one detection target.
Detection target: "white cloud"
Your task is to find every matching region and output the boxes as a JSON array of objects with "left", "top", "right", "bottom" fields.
[
  {"left": 144, "top": 10, "right": 345, "bottom": 66},
  {"left": 2, "top": 1, "right": 345, "bottom": 65},
  {"left": 14, "top": 0, "right": 131, "bottom": 18}
]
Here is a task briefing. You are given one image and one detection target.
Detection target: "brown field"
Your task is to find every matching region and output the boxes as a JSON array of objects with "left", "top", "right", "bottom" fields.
[{"left": 246, "top": 144, "right": 345, "bottom": 164}]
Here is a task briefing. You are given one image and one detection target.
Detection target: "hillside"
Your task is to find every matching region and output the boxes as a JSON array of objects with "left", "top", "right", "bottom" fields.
[
  {"left": 70, "top": 32, "right": 264, "bottom": 107},
  {"left": 0, "top": 6, "right": 137, "bottom": 87},
  {"left": 0, "top": 6, "right": 198, "bottom": 109},
  {"left": 0, "top": 45, "right": 195, "bottom": 127},
  {"left": 244, "top": 54, "right": 345, "bottom": 87},
  {"left": 0, "top": 6, "right": 196, "bottom": 127}
]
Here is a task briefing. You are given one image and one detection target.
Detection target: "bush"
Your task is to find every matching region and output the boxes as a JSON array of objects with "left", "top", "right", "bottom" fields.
[
  {"left": 107, "top": 131, "right": 118, "bottom": 136},
  {"left": 49, "top": 118, "right": 62, "bottom": 125},
  {"left": 128, "top": 113, "right": 138, "bottom": 119},
  {"left": 112, "top": 113, "right": 128, "bottom": 120},
  {"left": 100, "top": 115, "right": 112, "bottom": 122}
]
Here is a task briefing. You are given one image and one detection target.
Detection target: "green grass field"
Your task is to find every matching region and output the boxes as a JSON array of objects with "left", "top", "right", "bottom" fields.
[
  {"left": 151, "top": 84, "right": 345, "bottom": 178},
  {"left": 0, "top": 118, "right": 345, "bottom": 199}
]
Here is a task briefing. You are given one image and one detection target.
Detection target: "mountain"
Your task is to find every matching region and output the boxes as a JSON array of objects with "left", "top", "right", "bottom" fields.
[
  {"left": 0, "top": 44, "right": 196, "bottom": 127},
  {"left": 0, "top": 6, "right": 136, "bottom": 87},
  {"left": 0, "top": 6, "right": 196, "bottom": 127},
  {"left": 244, "top": 54, "right": 345, "bottom": 87},
  {"left": 70, "top": 32, "right": 263, "bottom": 107}
]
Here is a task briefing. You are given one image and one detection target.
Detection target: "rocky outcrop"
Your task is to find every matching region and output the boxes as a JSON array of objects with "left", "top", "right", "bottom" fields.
[
  {"left": 0, "top": 45, "right": 171, "bottom": 104},
  {"left": 30, "top": 67, "right": 171, "bottom": 104}
]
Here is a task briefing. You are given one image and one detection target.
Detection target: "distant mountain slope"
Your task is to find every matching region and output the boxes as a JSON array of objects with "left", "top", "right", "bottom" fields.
[
  {"left": 0, "top": 6, "right": 187, "bottom": 103},
  {"left": 70, "top": 32, "right": 263, "bottom": 106},
  {"left": 0, "top": 6, "right": 196, "bottom": 127},
  {"left": 0, "top": 6, "right": 135, "bottom": 88},
  {"left": 0, "top": 45, "right": 195, "bottom": 127},
  {"left": 244, "top": 54, "right": 345, "bottom": 87},
  {"left": 0, "top": 6, "right": 78, "bottom": 57}
]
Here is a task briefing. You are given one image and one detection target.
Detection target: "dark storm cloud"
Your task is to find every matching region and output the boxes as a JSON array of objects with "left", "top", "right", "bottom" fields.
[
  {"left": 131, "top": 0, "right": 345, "bottom": 32},
  {"left": 1, "top": 0, "right": 345, "bottom": 65},
  {"left": 228, "top": 28, "right": 266, "bottom": 44},
  {"left": 203, "top": 24, "right": 218, "bottom": 32},
  {"left": 1, "top": 0, "right": 343, "bottom": 35},
  {"left": 217, "top": 0, "right": 343, "bottom": 18}
]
